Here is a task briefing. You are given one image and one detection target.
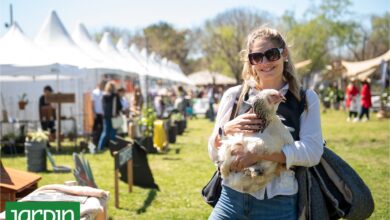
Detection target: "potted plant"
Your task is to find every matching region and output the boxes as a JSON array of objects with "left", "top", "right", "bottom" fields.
[
  {"left": 25, "top": 130, "right": 48, "bottom": 172},
  {"left": 18, "top": 93, "right": 29, "bottom": 110},
  {"left": 138, "top": 106, "right": 157, "bottom": 153}
]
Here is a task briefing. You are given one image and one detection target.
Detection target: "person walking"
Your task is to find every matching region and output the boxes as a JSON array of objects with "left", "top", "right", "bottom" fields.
[
  {"left": 358, "top": 78, "right": 372, "bottom": 121},
  {"left": 208, "top": 27, "right": 324, "bottom": 220},
  {"left": 91, "top": 80, "right": 107, "bottom": 146},
  {"left": 345, "top": 79, "right": 360, "bottom": 122},
  {"left": 97, "top": 81, "right": 122, "bottom": 151}
]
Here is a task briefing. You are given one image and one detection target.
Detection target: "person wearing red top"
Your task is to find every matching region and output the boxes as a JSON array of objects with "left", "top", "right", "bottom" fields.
[
  {"left": 345, "top": 79, "right": 360, "bottom": 122},
  {"left": 359, "top": 79, "right": 372, "bottom": 121}
]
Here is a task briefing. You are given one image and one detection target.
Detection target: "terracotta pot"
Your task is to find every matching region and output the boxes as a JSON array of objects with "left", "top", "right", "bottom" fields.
[{"left": 18, "top": 101, "right": 27, "bottom": 110}]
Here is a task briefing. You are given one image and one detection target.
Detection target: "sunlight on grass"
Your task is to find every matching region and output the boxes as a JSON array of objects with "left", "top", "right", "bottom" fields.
[{"left": 1, "top": 110, "right": 389, "bottom": 219}]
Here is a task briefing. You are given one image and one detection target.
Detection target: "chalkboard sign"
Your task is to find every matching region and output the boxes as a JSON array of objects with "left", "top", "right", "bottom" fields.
[{"left": 115, "top": 146, "right": 132, "bottom": 170}]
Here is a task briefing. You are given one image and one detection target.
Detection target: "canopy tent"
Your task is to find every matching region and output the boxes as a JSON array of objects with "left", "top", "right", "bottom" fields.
[
  {"left": 71, "top": 23, "right": 124, "bottom": 73},
  {"left": 99, "top": 32, "right": 144, "bottom": 77},
  {"left": 115, "top": 38, "right": 149, "bottom": 77},
  {"left": 161, "top": 58, "right": 193, "bottom": 85},
  {"left": 0, "top": 23, "right": 53, "bottom": 66},
  {"left": 341, "top": 50, "right": 390, "bottom": 78},
  {"left": 34, "top": 11, "right": 101, "bottom": 69},
  {"left": 188, "top": 70, "right": 237, "bottom": 86}
]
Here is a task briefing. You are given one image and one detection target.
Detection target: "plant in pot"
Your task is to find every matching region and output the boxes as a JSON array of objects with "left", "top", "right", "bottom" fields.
[
  {"left": 25, "top": 130, "right": 48, "bottom": 172},
  {"left": 18, "top": 93, "right": 29, "bottom": 110},
  {"left": 138, "top": 106, "right": 157, "bottom": 153}
]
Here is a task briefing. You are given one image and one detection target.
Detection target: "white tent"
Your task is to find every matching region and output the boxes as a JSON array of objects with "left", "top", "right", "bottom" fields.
[
  {"left": 116, "top": 37, "right": 148, "bottom": 77},
  {"left": 71, "top": 22, "right": 123, "bottom": 72},
  {"left": 34, "top": 10, "right": 100, "bottom": 69},
  {"left": 0, "top": 23, "right": 53, "bottom": 66},
  {"left": 0, "top": 23, "right": 82, "bottom": 77},
  {"left": 188, "top": 70, "right": 237, "bottom": 86},
  {"left": 342, "top": 50, "right": 390, "bottom": 78},
  {"left": 99, "top": 32, "right": 143, "bottom": 77}
]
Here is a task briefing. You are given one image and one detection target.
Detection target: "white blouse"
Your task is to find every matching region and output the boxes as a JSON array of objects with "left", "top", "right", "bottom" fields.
[{"left": 208, "top": 84, "right": 324, "bottom": 200}]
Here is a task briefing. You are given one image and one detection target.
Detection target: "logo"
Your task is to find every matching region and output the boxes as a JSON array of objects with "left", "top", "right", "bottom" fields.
[{"left": 6, "top": 202, "right": 80, "bottom": 220}]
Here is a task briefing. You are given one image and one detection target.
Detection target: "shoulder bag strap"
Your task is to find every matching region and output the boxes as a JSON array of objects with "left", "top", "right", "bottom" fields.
[
  {"left": 229, "top": 86, "right": 243, "bottom": 121},
  {"left": 112, "top": 96, "right": 117, "bottom": 117}
]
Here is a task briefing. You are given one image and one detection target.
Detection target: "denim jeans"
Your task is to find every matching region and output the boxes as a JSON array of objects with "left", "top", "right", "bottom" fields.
[
  {"left": 98, "top": 117, "right": 116, "bottom": 151},
  {"left": 209, "top": 186, "right": 297, "bottom": 220}
]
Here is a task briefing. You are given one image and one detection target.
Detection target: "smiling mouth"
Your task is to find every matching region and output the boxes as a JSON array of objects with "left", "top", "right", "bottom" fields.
[{"left": 261, "top": 66, "right": 275, "bottom": 72}]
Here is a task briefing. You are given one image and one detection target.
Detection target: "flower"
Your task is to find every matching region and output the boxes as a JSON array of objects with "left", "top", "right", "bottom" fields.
[{"left": 25, "top": 130, "right": 49, "bottom": 143}]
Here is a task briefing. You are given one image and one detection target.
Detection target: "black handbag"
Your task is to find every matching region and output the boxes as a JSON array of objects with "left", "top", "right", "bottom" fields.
[{"left": 201, "top": 169, "right": 222, "bottom": 207}]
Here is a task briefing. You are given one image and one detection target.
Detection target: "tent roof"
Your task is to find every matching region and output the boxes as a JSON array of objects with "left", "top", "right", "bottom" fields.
[
  {"left": 99, "top": 32, "right": 144, "bottom": 75},
  {"left": 34, "top": 10, "right": 99, "bottom": 69},
  {"left": 0, "top": 23, "right": 54, "bottom": 66},
  {"left": 342, "top": 50, "right": 390, "bottom": 77},
  {"left": 188, "top": 70, "right": 237, "bottom": 86},
  {"left": 71, "top": 22, "right": 123, "bottom": 71}
]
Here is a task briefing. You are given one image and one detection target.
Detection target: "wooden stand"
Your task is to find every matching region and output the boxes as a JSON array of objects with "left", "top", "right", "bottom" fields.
[
  {"left": 113, "top": 146, "right": 133, "bottom": 208},
  {"left": 46, "top": 93, "right": 75, "bottom": 152}
]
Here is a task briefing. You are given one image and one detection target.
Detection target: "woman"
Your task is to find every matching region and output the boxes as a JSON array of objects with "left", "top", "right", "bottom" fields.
[
  {"left": 208, "top": 27, "right": 324, "bottom": 219},
  {"left": 345, "top": 79, "right": 360, "bottom": 122},
  {"left": 98, "top": 81, "right": 122, "bottom": 151},
  {"left": 358, "top": 79, "right": 372, "bottom": 121}
]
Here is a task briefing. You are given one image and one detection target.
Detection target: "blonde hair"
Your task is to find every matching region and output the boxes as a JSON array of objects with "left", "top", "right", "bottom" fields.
[
  {"left": 237, "top": 27, "right": 301, "bottom": 112},
  {"left": 104, "top": 81, "right": 116, "bottom": 94}
]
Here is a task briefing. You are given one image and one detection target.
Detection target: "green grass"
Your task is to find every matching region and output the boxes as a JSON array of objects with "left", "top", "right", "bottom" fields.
[{"left": 1, "top": 110, "right": 389, "bottom": 219}]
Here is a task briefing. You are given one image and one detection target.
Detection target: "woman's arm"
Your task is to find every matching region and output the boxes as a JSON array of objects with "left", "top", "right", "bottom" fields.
[{"left": 282, "top": 89, "right": 324, "bottom": 169}]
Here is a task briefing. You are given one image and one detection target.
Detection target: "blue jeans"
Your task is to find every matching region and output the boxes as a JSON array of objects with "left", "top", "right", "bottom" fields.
[
  {"left": 98, "top": 118, "right": 116, "bottom": 151},
  {"left": 209, "top": 186, "right": 297, "bottom": 220}
]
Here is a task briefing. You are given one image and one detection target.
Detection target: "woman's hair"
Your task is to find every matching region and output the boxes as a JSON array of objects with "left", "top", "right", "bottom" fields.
[
  {"left": 236, "top": 27, "right": 301, "bottom": 113},
  {"left": 104, "top": 81, "right": 116, "bottom": 94}
]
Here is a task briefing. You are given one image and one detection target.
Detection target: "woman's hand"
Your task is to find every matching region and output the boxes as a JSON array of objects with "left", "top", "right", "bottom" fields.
[
  {"left": 230, "top": 144, "right": 260, "bottom": 172},
  {"left": 223, "top": 111, "right": 264, "bottom": 135}
]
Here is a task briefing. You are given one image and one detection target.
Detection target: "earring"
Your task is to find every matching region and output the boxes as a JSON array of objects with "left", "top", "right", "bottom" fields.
[{"left": 285, "top": 59, "right": 289, "bottom": 62}]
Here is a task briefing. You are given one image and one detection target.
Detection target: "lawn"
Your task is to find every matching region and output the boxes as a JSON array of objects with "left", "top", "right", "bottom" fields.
[{"left": 1, "top": 109, "right": 389, "bottom": 219}]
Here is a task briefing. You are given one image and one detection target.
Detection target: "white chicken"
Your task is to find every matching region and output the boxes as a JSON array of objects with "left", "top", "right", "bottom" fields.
[{"left": 218, "top": 89, "right": 294, "bottom": 193}]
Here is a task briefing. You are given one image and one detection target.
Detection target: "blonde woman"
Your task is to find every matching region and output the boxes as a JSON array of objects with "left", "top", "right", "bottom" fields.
[
  {"left": 208, "top": 27, "right": 324, "bottom": 219},
  {"left": 98, "top": 81, "right": 122, "bottom": 151}
]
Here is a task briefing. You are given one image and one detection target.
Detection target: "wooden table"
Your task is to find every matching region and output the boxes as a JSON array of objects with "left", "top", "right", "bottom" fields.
[{"left": 0, "top": 165, "right": 42, "bottom": 212}]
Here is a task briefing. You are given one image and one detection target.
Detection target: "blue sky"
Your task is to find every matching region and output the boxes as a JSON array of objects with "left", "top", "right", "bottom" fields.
[{"left": 0, "top": 0, "right": 389, "bottom": 38}]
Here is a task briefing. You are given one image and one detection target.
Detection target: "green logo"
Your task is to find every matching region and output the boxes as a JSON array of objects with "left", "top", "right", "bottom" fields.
[{"left": 6, "top": 202, "right": 80, "bottom": 220}]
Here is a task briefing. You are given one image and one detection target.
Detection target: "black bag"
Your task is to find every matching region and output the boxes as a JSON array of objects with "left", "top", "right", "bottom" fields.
[{"left": 201, "top": 170, "right": 222, "bottom": 207}]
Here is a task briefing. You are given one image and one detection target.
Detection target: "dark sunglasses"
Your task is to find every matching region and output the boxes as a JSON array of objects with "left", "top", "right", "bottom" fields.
[{"left": 248, "top": 48, "right": 284, "bottom": 65}]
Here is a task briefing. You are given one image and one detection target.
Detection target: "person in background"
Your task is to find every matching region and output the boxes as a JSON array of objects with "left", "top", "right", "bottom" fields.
[
  {"left": 118, "top": 87, "right": 130, "bottom": 117},
  {"left": 132, "top": 85, "right": 143, "bottom": 116},
  {"left": 207, "top": 84, "right": 215, "bottom": 121},
  {"left": 345, "top": 78, "right": 360, "bottom": 122},
  {"left": 98, "top": 81, "right": 122, "bottom": 151},
  {"left": 358, "top": 78, "right": 372, "bottom": 122},
  {"left": 39, "top": 85, "right": 56, "bottom": 137},
  {"left": 91, "top": 80, "right": 107, "bottom": 146},
  {"left": 208, "top": 27, "right": 323, "bottom": 219}
]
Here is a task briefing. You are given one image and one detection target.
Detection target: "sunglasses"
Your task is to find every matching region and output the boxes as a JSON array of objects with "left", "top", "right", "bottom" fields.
[{"left": 248, "top": 48, "right": 284, "bottom": 65}]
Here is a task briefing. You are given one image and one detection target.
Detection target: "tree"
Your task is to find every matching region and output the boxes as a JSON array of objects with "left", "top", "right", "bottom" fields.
[
  {"left": 281, "top": 0, "right": 358, "bottom": 75},
  {"left": 199, "top": 8, "right": 272, "bottom": 83},
  {"left": 142, "top": 22, "right": 190, "bottom": 73}
]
